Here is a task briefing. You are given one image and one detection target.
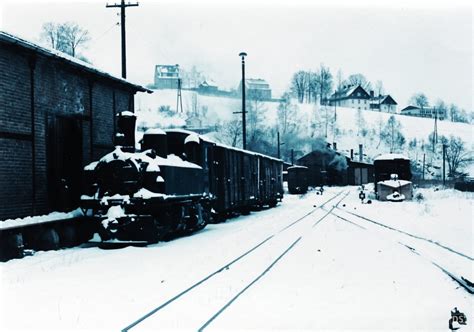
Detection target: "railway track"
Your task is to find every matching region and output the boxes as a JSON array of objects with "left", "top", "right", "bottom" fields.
[
  {"left": 327, "top": 206, "right": 474, "bottom": 295},
  {"left": 122, "top": 190, "right": 349, "bottom": 331}
]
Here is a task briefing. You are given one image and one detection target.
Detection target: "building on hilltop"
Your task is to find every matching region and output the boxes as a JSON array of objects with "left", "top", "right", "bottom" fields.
[
  {"left": 369, "top": 92, "right": 398, "bottom": 113},
  {"left": 0, "top": 31, "right": 150, "bottom": 220},
  {"left": 154, "top": 64, "right": 180, "bottom": 89},
  {"left": 400, "top": 105, "right": 446, "bottom": 120},
  {"left": 197, "top": 80, "right": 218, "bottom": 94},
  {"left": 328, "top": 85, "right": 371, "bottom": 110},
  {"left": 238, "top": 78, "right": 272, "bottom": 100},
  {"left": 328, "top": 84, "right": 398, "bottom": 113}
]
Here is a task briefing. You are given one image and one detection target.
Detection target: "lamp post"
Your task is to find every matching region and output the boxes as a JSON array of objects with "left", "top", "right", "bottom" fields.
[{"left": 239, "top": 52, "right": 247, "bottom": 150}]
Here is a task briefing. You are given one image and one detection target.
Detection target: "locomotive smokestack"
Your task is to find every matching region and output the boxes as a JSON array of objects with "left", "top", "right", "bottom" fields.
[
  {"left": 350, "top": 149, "right": 354, "bottom": 160},
  {"left": 116, "top": 111, "right": 136, "bottom": 152},
  {"left": 333, "top": 142, "right": 337, "bottom": 150},
  {"left": 359, "top": 144, "right": 363, "bottom": 162}
]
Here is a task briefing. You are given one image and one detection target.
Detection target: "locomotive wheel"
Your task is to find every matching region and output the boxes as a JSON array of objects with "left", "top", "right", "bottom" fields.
[
  {"left": 36, "top": 228, "right": 60, "bottom": 251},
  {"left": 58, "top": 224, "right": 77, "bottom": 248},
  {"left": 0, "top": 231, "right": 24, "bottom": 261}
]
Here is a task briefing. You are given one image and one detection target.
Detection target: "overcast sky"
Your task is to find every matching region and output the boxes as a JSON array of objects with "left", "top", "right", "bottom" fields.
[{"left": 1, "top": 0, "right": 472, "bottom": 110}]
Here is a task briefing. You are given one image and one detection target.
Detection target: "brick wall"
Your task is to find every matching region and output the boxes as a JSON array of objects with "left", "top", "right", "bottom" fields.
[{"left": 0, "top": 44, "right": 138, "bottom": 220}]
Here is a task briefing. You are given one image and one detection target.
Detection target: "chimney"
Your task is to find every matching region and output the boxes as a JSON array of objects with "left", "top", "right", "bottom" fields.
[
  {"left": 370, "top": 90, "right": 374, "bottom": 98},
  {"left": 333, "top": 142, "right": 337, "bottom": 150},
  {"left": 359, "top": 144, "right": 363, "bottom": 162},
  {"left": 350, "top": 149, "right": 354, "bottom": 160}
]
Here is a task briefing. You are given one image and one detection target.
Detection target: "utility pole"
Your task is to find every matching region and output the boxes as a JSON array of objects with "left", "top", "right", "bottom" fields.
[
  {"left": 442, "top": 144, "right": 446, "bottom": 186},
  {"left": 234, "top": 52, "right": 247, "bottom": 150},
  {"left": 106, "top": 0, "right": 139, "bottom": 79},
  {"left": 333, "top": 89, "right": 337, "bottom": 142},
  {"left": 422, "top": 153, "right": 426, "bottom": 180},
  {"left": 277, "top": 131, "right": 284, "bottom": 159},
  {"left": 433, "top": 106, "right": 438, "bottom": 152},
  {"left": 291, "top": 149, "right": 294, "bottom": 165},
  {"left": 176, "top": 76, "right": 183, "bottom": 113}
]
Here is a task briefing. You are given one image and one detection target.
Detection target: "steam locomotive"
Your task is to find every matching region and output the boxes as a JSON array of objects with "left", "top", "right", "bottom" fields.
[{"left": 80, "top": 112, "right": 283, "bottom": 244}]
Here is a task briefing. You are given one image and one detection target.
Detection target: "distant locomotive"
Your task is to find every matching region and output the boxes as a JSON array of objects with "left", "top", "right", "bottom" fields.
[{"left": 81, "top": 112, "right": 283, "bottom": 244}]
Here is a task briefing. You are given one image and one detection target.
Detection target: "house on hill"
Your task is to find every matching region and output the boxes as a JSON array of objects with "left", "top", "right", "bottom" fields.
[
  {"left": 369, "top": 93, "right": 398, "bottom": 113},
  {"left": 198, "top": 80, "right": 218, "bottom": 94},
  {"left": 238, "top": 78, "right": 272, "bottom": 100},
  {"left": 328, "top": 85, "right": 371, "bottom": 110},
  {"left": 400, "top": 105, "right": 446, "bottom": 120},
  {"left": 154, "top": 64, "right": 180, "bottom": 89}
]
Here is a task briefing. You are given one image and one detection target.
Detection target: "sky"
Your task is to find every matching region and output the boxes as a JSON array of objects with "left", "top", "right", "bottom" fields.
[{"left": 1, "top": 0, "right": 472, "bottom": 111}]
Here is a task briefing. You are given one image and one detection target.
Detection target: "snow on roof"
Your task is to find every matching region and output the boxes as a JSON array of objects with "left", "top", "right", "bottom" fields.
[
  {"left": 378, "top": 179, "right": 412, "bottom": 188},
  {"left": 184, "top": 133, "right": 200, "bottom": 144},
  {"left": 0, "top": 30, "right": 151, "bottom": 93},
  {"left": 0, "top": 208, "right": 83, "bottom": 230},
  {"left": 288, "top": 165, "right": 308, "bottom": 170},
  {"left": 374, "top": 153, "right": 410, "bottom": 161},
  {"left": 144, "top": 128, "right": 166, "bottom": 135}
]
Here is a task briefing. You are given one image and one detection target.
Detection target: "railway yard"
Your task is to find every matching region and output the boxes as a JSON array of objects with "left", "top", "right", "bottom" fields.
[{"left": 1, "top": 186, "right": 472, "bottom": 331}]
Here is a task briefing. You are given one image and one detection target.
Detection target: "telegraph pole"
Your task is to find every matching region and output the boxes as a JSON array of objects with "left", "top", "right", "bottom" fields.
[
  {"left": 442, "top": 144, "right": 446, "bottom": 186},
  {"left": 106, "top": 0, "right": 139, "bottom": 79}
]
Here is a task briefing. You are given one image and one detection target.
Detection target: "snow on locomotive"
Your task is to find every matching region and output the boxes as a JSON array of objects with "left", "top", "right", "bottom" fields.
[{"left": 81, "top": 112, "right": 283, "bottom": 244}]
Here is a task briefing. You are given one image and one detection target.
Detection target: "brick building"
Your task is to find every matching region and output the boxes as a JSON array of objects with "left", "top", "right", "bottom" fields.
[{"left": 0, "top": 31, "right": 150, "bottom": 220}]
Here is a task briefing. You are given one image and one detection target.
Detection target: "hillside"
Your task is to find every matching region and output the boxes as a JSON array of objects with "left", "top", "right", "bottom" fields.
[{"left": 136, "top": 89, "right": 473, "bottom": 177}]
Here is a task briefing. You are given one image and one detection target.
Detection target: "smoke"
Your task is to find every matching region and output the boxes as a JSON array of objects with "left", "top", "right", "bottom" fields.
[{"left": 312, "top": 137, "right": 348, "bottom": 172}]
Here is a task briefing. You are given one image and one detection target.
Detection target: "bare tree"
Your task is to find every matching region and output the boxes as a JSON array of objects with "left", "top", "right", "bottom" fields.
[
  {"left": 290, "top": 71, "right": 308, "bottom": 103},
  {"left": 277, "top": 92, "right": 296, "bottom": 134},
  {"left": 434, "top": 99, "right": 447, "bottom": 121},
  {"left": 336, "top": 69, "right": 344, "bottom": 92},
  {"left": 220, "top": 119, "right": 242, "bottom": 147},
  {"left": 40, "top": 21, "right": 90, "bottom": 57},
  {"left": 409, "top": 93, "right": 429, "bottom": 108},
  {"left": 441, "top": 136, "right": 472, "bottom": 176},
  {"left": 307, "top": 71, "right": 318, "bottom": 103},
  {"left": 315, "top": 64, "right": 333, "bottom": 105},
  {"left": 375, "top": 80, "right": 384, "bottom": 96},
  {"left": 381, "top": 115, "right": 405, "bottom": 153},
  {"left": 346, "top": 73, "right": 371, "bottom": 91}
]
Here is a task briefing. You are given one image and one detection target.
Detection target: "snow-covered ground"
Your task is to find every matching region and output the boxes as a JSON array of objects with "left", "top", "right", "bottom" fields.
[{"left": 1, "top": 187, "right": 472, "bottom": 331}]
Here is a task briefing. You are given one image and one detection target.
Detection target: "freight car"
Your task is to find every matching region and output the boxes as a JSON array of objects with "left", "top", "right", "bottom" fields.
[
  {"left": 80, "top": 113, "right": 283, "bottom": 244},
  {"left": 287, "top": 166, "right": 308, "bottom": 194},
  {"left": 373, "top": 153, "right": 413, "bottom": 201}
]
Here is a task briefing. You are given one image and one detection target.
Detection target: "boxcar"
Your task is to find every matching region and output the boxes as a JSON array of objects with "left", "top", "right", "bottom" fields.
[{"left": 287, "top": 166, "right": 309, "bottom": 194}]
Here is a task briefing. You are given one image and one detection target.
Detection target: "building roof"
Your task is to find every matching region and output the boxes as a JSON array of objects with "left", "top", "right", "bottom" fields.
[
  {"left": 200, "top": 79, "right": 218, "bottom": 88},
  {"left": 329, "top": 85, "right": 370, "bottom": 101},
  {"left": 400, "top": 105, "right": 421, "bottom": 112},
  {"left": 1, "top": 30, "right": 152, "bottom": 93},
  {"left": 370, "top": 94, "right": 398, "bottom": 105}
]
